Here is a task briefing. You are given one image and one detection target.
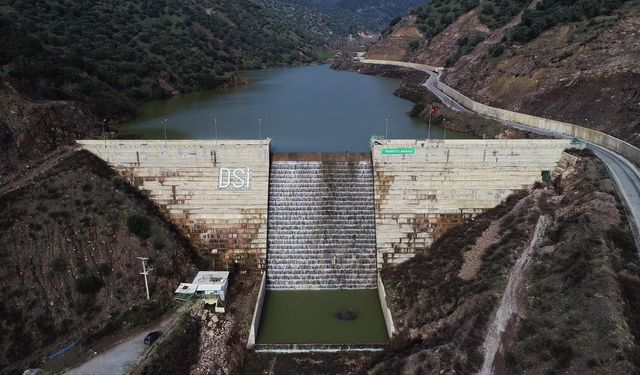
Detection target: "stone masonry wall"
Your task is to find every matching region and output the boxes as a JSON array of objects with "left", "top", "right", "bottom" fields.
[
  {"left": 372, "top": 139, "right": 571, "bottom": 267},
  {"left": 78, "top": 140, "right": 270, "bottom": 271}
]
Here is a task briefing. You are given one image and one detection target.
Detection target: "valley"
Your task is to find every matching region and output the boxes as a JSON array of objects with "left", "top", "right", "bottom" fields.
[{"left": 1, "top": 0, "right": 640, "bottom": 374}]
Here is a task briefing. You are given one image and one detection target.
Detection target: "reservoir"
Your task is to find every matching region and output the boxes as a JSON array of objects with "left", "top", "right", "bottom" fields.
[{"left": 121, "top": 64, "right": 468, "bottom": 152}]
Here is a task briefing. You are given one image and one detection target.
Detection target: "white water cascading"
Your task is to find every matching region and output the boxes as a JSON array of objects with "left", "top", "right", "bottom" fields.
[{"left": 266, "top": 160, "right": 377, "bottom": 290}]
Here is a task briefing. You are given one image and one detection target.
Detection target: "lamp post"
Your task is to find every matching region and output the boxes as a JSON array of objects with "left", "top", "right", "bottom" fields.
[
  {"left": 102, "top": 118, "right": 107, "bottom": 147},
  {"left": 214, "top": 117, "right": 218, "bottom": 144},
  {"left": 162, "top": 118, "right": 168, "bottom": 146},
  {"left": 258, "top": 117, "right": 262, "bottom": 140},
  {"left": 385, "top": 118, "right": 389, "bottom": 140}
]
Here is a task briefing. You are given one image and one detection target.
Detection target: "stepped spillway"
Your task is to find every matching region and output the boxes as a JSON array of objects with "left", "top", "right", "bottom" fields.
[{"left": 266, "top": 155, "right": 377, "bottom": 290}]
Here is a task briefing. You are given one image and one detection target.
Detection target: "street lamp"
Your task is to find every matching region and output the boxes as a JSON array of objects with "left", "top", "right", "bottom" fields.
[
  {"left": 385, "top": 118, "right": 389, "bottom": 140},
  {"left": 213, "top": 117, "right": 218, "bottom": 144},
  {"left": 162, "top": 118, "right": 168, "bottom": 146}
]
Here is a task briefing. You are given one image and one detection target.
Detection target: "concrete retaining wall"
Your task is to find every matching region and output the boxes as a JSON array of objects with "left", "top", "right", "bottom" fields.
[
  {"left": 247, "top": 272, "right": 267, "bottom": 348},
  {"left": 434, "top": 81, "right": 640, "bottom": 166},
  {"left": 78, "top": 140, "right": 270, "bottom": 271},
  {"left": 358, "top": 58, "right": 442, "bottom": 73},
  {"left": 372, "top": 139, "right": 570, "bottom": 266},
  {"left": 377, "top": 275, "right": 396, "bottom": 339}
]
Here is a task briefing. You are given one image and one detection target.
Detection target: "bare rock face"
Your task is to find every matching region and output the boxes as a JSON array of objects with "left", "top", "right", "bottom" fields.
[{"left": 365, "top": 16, "right": 423, "bottom": 61}]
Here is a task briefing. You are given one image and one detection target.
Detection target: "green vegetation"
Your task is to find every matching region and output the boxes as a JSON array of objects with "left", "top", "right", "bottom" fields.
[
  {"left": 0, "top": 0, "right": 353, "bottom": 120},
  {"left": 75, "top": 275, "right": 105, "bottom": 295},
  {"left": 477, "top": 0, "right": 529, "bottom": 29},
  {"left": 411, "top": 0, "right": 480, "bottom": 39},
  {"left": 127, "top": 213, "right": 152, "bottom": 240},
  {"left": 509, "top": 0, "right": 629, "bottom": 43},
  {"left": 446, "top": 33, "right": 486, "bottom": 66},
  {"left": 410, "top": 0, "right": 527, "bottom": 39}
]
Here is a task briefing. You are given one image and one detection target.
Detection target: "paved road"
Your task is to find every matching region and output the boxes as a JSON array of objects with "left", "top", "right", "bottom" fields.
[
  {"left": 360, "top": 59, "right": 640, "bottom": 249},
  {"left": 65, "top": 309, "right": 183, "bottom": 375}
]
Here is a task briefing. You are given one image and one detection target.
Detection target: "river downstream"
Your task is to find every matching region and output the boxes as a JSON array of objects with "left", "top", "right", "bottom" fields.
[{"left": 121, "top": 64, "right": 469, "bottom": 152}]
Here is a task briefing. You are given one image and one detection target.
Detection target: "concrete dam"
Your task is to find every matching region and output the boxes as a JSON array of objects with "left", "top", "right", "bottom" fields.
[
  {"left": 78, "top": 138, "right": 571, "bottom": 272},
  {"left": 79, "top": 138, "right": 572, "bottom": 346}
]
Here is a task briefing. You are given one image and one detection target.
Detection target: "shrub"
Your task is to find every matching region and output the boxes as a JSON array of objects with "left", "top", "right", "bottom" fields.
[
  {"left": 489, "top": 43, "right": 505, "bottom": 57},
  {"left": 75, "top": 275, "right": 104, "bottom": 295},
  {"left": 127, "top": 214, "right": 152, "bottom": 239},
  {"left": 52, "top": 257, "right": 68, "bottom": 273},
  {"left": 410, "top": 103, "right": 425, "bottom": 117}
]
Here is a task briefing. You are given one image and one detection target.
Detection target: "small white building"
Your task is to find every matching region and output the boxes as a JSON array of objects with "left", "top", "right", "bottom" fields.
[{"left": 174, "top": 271, "right": 229, "bottom": 312}]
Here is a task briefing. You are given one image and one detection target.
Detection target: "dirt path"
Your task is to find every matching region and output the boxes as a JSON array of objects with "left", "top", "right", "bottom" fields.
[
  {"left": 477, "top": 215, "right": 549, "bottom": 375},
  {"left": 459, "top": 219, "right": 502, "bottom": 280},
  {"left": 65, "top": 306, "right": 186, "bottom": 375},
  {"left": 0, "top": 146, "right": 76, "bottom": 196}
]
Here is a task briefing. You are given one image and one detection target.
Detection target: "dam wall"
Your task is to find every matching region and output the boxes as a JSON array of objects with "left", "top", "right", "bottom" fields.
[
  {"left": 372, "top": 139, "right": 571, "bottom": 266},
  {"left": 78, "top": 140, "right": 270, "bottom": 271}
]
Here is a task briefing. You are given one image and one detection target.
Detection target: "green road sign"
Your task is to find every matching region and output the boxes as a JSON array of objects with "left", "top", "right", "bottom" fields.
[{"left": 381, "top": 148, "right": 415, "bottom": 155}]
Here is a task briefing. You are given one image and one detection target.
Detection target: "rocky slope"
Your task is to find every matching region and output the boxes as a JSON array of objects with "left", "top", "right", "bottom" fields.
[
  {"left": 366, "top": 0, "right": 640, "bottom": 148},
  {"left": 371, "top": 151, "right": 640, "bottom": 373},
  {"left": 0, "top": 150, "right": 205, "bottom": 373}
]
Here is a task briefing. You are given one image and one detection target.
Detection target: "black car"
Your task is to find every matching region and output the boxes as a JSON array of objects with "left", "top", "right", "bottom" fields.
[{"left": 144, "top": 331, "right": 162, "bottom": 345}]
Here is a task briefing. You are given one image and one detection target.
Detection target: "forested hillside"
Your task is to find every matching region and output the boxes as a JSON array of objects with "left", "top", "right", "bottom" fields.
[
  {"left": 294, "top": 0, "right": 426, "bottom": 30},
  {"left": 2, "top": 0, "right": 348, "bottom": 110}
]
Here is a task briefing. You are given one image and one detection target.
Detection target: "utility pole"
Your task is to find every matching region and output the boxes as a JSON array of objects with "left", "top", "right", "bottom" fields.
[
  {"left": 258, "top": 117, "right": 262, "bottom": 139},
  {"left": 138, "top": 257, "right": 152, "bottom": 300}
]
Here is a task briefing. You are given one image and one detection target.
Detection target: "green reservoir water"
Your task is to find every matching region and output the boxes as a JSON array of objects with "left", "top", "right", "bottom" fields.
[
  {"left": 257, "top": 289, "right": 388, "bottom": 345},
  {"left": 121, "top": 64, "right": 470, "bottom": 152}
]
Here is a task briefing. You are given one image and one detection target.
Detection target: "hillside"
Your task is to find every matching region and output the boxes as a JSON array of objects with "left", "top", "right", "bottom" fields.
[
  {"left": 365, "top": 0, "right": 640, "bottom": 148},
  {"left": 0, "top": 150, "right": 206, "bottom": 373},
  {"left": 293, "top": 0, "right": 426, "bottom": 31},
  {"left": 372, "top": 151, "right": 640, "bottom": 373}
]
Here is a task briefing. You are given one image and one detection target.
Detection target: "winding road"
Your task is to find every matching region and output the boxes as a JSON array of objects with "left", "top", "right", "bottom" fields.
[{"left": 359, "top": 58, "right": 640, "bottom": 248}]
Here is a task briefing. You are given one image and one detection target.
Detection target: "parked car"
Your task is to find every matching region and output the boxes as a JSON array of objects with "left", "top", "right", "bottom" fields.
[{"left": 143, "top": 331, "right": 162, "bottom": 345}]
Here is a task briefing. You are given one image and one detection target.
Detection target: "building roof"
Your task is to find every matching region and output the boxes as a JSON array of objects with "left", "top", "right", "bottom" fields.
[
  {"left": 174, "top": 283, "right": 197, "bottom": 294},
  {"left": 192, "top": 271, "right": 229, "bottom": 285}
]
